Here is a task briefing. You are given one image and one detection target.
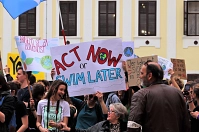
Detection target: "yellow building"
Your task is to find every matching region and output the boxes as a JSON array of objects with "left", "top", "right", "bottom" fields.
[{"left": 0, "top": 0, "right": 198, "bottom": 80}]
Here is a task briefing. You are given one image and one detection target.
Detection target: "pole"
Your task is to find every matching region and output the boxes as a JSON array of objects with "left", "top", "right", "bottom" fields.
[{"left": 57, "top": 0, "right": 67, "bottom": 45}]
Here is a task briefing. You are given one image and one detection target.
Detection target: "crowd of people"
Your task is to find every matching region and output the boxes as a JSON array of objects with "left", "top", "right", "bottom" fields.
[{"left": 0, "top": 60, "right": 198, "bottom": 132}]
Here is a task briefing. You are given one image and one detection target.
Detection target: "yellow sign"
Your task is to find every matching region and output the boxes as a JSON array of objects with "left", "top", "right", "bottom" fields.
[{"left": 7, "top": 53, "right": 45, "bottom": 81}]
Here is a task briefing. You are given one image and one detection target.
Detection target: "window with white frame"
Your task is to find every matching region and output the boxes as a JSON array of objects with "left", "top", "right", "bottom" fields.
[
  {"left": 139, "top": 1, "right": 156, "bottom": 36},
  {"left": 98, "top": 1, "right": 116, "bottom": 36},
  {"left": 18, "top": 8, "right": 36, "bottom": 36},
  {"left": 184, "top": 1, "right": 199, "bottom": 36},
  {"left": 59, "top": 1, "right": 77, "bottom": 36}
]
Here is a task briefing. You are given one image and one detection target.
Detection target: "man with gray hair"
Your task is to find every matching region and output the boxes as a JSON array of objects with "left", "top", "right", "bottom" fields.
[{"left": 127, "top": 61, "right": 190, "bottom": 132}]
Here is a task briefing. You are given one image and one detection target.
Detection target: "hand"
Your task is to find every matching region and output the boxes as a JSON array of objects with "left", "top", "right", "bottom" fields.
[
  {"left": 122, "top": 61, "right": 127, "bottom": 72},
  {"left": 60, "top": 122, "right": 71, "bottom": 131},
  {"left": 39, "top": 127, "right": 49, "bottom": 132},
  {"left": 168, "top": 69, "right": 174, "bottom": 75},
  {"left": 3, "top": 65, "right": 10, "bottom": 75},
  {"left": 190, "top": 111, "right": 199, "bottom": 119},
  {"left": 51, "top": 68, "right": 55, "bottom": 80},
  {"left": 96, "top": 91, "right": 103, "bottom": 103},
  {"left": 48, "top": 120, "right": 57, "bottom": 127}
]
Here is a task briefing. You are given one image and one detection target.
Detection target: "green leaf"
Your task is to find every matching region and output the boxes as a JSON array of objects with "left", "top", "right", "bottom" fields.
[{"left": 25, "top": 58, "right": 34, "bottom": 65}]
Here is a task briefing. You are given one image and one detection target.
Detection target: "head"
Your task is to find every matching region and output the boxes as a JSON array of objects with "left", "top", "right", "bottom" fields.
[
  {"left": 45, "top": 80, "right": 69, "bottom": 101},
  {"left": 86, "top": 94, "right": 98, "bottom": 104},
  {"left": 107, "top": 103, "right": 128, "bottom": 124},
  {"left": 29, "top": 74, "right": 36, "bottom": 86},
  {"left": 192, "top": 83, "right": 199, "bottom": 100},
  {"left": 7, "top": 81, "right": 21, "bottom": 96},
  {"left": 37, "top": 80, "right": 50, "bottom": 92},
  {"left": 32, "top": 83, "right": 45, "bottom": 100},
  {"left": 16, "top": 66, "right": 32, "bottom": 84},
  {"left": 169, "top": 76, "right": 184, "bottom": 90},
  {"left": 140, "top": 60, "right": 163, "bottom": 87},
  {"left": 0, "top": 74, "right": 10, "bottom": 93}
]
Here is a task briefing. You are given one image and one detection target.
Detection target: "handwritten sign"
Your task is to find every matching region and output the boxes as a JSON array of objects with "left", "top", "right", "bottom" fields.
[
  {"left": 171, "top": 58, "right": 186, "bottom": 80},
  {"left": 126, "top": 55, "right": 158, "bottom": 86},
  {"left": 122, "top": 42, "right": 134, "bottom": 61},
  {"left": 158, "top": 56, "right": 173, "bottom": 79},
  {"left": 51, "top": 38, "right": 126, "bottom": 96},
  {"left": 0, "top": 51, "right": 3, "bottom": 75},
  {"left": 7, "top": 53, "right": 45, "bottom": 81},
  {"left": 15, "top": 36, "right": 59, "bottom": 73}
]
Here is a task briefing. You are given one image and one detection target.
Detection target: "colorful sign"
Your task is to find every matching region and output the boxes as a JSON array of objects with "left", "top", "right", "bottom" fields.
[
  {"left": 122, "top": 41, "right": 134, "bottom": 61},
  {"left": 15, "top": 36, "right": 59, "bottom": 73},
  {"left": 50, "top": 38, "right": 126, "bottom": 97},
  {"left": 7, "top": 53, "right": 45, "bottom": 81},
  {"left": 126, "top": 55, "right": 158, "bottom": 86},
  {"left": 158, "top": 56, "right": 173, "bottom": 79}
]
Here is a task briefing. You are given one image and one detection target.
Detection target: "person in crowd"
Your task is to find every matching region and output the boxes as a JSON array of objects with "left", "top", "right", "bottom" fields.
[
  {"left": 37, "top": 80, "right": 50, "bottom": 93},
  {"left": 36, "top": 80, "right": 70, "bottom": 132},
  {"left": 105, "top": 92, "right": 121, "bottom": 109},
  {"left": 29, "top": 74, "right": 36, "bottom": 86},
  {"left": 127, "top": 60, "right": 190, "bottom": 132},
  {"left": 16, "top": 66, "right": 32, "bottom": 102},
  {"left": 168, "top": 69, "right": 184, "bottom": 90},
  {"left": 8, "top": 81, "right": 29, "bottom": 132},
  {"left": 189, "top": 83, "right": 199, "bottom": 132},
  {"left": 3, "top": 65, "right": 13, "bottom": 82},
  {"left": 29, "top": 83, "right": 46, "bottom": 132},
  {"left": 0, "top": 74, "right": 15, "bottom": 132},
  {"left": 71, "top": 91, "right": 108, "bottom": 130},
  {"left": 61, "top": 103, "right": 128, "bottom": 132}
]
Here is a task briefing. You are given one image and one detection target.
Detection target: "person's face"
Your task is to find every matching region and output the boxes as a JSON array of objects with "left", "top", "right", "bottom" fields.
[
  {"left": 87, "top": 94, "right": 97, "bottom": 103},
  {"left": 16, "top": 69, "right": 26, "bottom": 83},
  {"left": 55, "top": 84, "right": 66, "bottom": 100},
  {"left": 189, "top": 87, "right": 194, "bottom": 99},
  {"left": 107, "top": 106, "right": 119, "bottom": 123},
  {"left": 140, "top": 65, "right": 152, "bottom": 87}
]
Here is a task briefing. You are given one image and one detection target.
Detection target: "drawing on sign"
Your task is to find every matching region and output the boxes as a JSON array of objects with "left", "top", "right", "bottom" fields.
[{"left": 124, "top": 47, "right": 133, "bottom": 57}]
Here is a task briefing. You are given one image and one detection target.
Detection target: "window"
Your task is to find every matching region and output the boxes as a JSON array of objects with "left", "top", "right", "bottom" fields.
[
  {"left": 60, "top": 1, "right": 77, "bottom": 36},
  {"left": 184, "top": 1, "right": 199, "bottom": 36},
  {"left": 139, "top": 1, "right": 156, "bottom": 36},
  {"left": 18, "top": 8, "right": 36, "bottom": 36},
  {"left": 99, "top": 1, "right": 116, "bottom": 36}
]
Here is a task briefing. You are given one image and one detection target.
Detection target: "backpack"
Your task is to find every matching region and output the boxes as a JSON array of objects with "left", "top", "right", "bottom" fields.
[{"left": 0, "top": 96, "right": 17, "bottom": 130}]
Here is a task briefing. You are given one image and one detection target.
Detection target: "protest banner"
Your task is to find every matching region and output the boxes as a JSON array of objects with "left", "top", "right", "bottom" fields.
[
  {"left": 51, "top": 38, "right": 126, "bottom": 96},
  {"left": 7, "top": 53, "right": 45, "bottom": 81},
  {"left": 171, "top": 58, "right": 187, "bottom": 80},
  {"left": 158, "top": 56, "right": 173, "bottom": 79},
  {"left": 126, "top": 55, "right": 158, "bottom": 86},
  {"left": 122, "top": 41, "right": 134, "bottom": 61},
  {"left": 15, "top": 36, "right": 59, "bottom": 73},
  {"left": 0, "top": 51, "right": 3, "bottom": 75}
]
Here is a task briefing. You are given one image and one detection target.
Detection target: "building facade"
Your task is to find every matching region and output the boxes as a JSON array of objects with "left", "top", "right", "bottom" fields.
[{"left": 0, "top": 0, "right": 199, "bottom": 80}]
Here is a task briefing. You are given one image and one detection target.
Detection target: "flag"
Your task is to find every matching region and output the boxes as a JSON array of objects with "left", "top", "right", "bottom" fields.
[{"left": 0, "top": 0, "right": 45, "bottom": 19}]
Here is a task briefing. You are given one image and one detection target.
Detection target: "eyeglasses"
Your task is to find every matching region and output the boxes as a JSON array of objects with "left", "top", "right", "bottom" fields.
[{"left": 108, "top": 109, "right": 116, "bottom": 114}]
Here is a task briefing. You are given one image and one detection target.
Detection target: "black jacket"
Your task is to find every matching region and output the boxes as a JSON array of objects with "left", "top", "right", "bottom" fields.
[
  {"left": 76, "top": 120, "right": 127, "bottom": 132},
  {"left": 0, "top": 91, "right": 15, "bottom": 132}
]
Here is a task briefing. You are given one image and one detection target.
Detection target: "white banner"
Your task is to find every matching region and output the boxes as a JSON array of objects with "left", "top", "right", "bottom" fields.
[
  {"left": 15, "top": 36, "right": 59, "bottom": 73},
  {"left": 50, "top": 38, "right": 126, "bottom": 96},
  {"left": 158, "top": 56, "right": 173, "bottom": 79}
]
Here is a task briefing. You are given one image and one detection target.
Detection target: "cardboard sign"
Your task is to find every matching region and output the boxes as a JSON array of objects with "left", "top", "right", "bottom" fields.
[
  {"left": 7, "top": 53, "right": 45, "bottom": 81},
  {"left": 0, "top": 51, "right": 3, "bottom": 75},
  {"left": 51, "top": 38, "right": 126, "bottom": 97},
  {"left": 126, "top": 55, "right": 158, "bottom": 86},
  {"left": 15, "top": 36, "right": 59, "bottom": 73},
  {"left": 171, "top": 58, "right": 186, "bottom": 80}
]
